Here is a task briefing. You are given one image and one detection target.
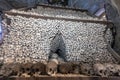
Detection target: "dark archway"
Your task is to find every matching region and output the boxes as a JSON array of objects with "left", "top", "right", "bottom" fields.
[{"left": 49, "top": 31, "right": 67, "bottom": 61}]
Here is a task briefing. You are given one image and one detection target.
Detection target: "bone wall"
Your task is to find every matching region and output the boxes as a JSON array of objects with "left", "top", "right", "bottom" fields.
[
  {"left": 0, "top": 14, "right": 115, "bottom": 63},
  {"left": 28, "top": 6, "right": 106, "bottom": 20}
]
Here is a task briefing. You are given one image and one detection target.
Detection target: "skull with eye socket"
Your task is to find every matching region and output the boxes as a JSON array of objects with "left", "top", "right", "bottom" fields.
[
  {"left": 72, "top": 62, "right": 80, "bottom": 74},
  {"left": 10, "top": 63, "right": 22, "bottom": 77},
  {"left": 31, "top": 62, "right": 46, "bottom": 77},
  {"left": 80, "top": 63, "right": 94, "bottom": 76},
  {"left": 114, "top": 64, "right": 120, "bottom": 76},
  {"left": 58, "top": 62, "right": 73, "bottom": 74},
  {"left": 20, "top": 62, "right": 33, "bottom": 77},
  {"left": 93, "top": 63, "right": 108, "bottom": 77},
  {"left": 46, "top": 59, "right": 58, "bottom": 76},
  {"left": 104, "top": 63, "right": 116, "bottom": 76}
]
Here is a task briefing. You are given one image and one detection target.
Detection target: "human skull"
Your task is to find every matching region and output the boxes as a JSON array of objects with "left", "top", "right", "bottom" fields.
[
  {"left": 10, "top": 63, "right": 22, "bottom": 77},
  {"left": 71, "top": 62, "right": 80, "bottom": 74},
  {"left": 114, "top": 64, "right": 120, "bottom": 76},
  {"left": 80, "top": 63, "right": 94, "bottom": 76},
  {"left": 104, "top": 63, "right": 116, "bottom": 76},
  {"left": 32, "top": 62, "right": 46, "bottom": 77},
  {"left": 93, "top": 63, "right": 107, "bottom": 77},
  {"left": 20, "top": 62, "right": 33, "bottom": 77},
  {"left": 0, "top": 63, "right": 12, "bottom": 76},
  {"left": 58, "top": 62, "right": 73, "bottom": 74},
  {"left": 46, "top": 59, "right": 58, "bottom": 76}
]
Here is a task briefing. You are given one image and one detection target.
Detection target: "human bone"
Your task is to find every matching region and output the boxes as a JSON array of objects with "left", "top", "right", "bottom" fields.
[
  {"left": 32, "top": 62, "right": 46, "bottom": 77},
  {"left": 1, "top": 14, "right": 115, "bottom": 63},
  {"left": 0, "top": 63, "right": 13, "bottom": 77},
  {"left": 0, "top": 5, "right": 116, "bottom": 64},
  {"left": 80, "top": 62, "right": 94, "bottom": 75},
  {"left": 10, "top": 63, "right": 22, "bottom": 77},
  {"left": 113, "top": 64, "right": 120, "bottom": 76},
  {"left": 103, "top": 63, "right": 116, "bottom": 76},
  {"left": 58, "top": 62, "right": 73, "bottom": 74},
  {"left": 93, "top": 63, "right": 107, "bottom": 77},
  {"left": 46, "top": 59, "right": 58, "bottom": 76},
  {"left": 20, "top": 62, "right": 33, "bottom": 77}
]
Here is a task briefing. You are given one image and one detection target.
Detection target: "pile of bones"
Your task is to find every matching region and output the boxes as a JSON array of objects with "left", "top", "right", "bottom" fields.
[{"left": 0, "top": 6, "right": 119, "bottom": 77}]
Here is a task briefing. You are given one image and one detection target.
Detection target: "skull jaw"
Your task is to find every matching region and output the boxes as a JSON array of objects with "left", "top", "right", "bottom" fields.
[
  {"left": 73, "top": 69, "right": 79, "bottom": 74},
  {"left": 98, "top": 70, "right": 108, "bottom": 77},
  {"left": 20, "top": 71, "right": 32, "bottom": 77},
  {"left": 46, "top": 61, "right": 58, "bottom": 76},
  {"left": 47, "top": 69, "right": 57, "bottom": 76},
  {"left": 73, "top": 66, "right": 80, "bottom": 74},
  {"left": 21, "top": 73, "right": 31, "bottom": 77},
  {"left": 33, "top": 72, "right": 42, "bottom": 77},
  {"left": 81, "top": 68, "right": 92, "bottom": 76},
  {"left": 11, "top": 71, "right": 22, "bottom": 77}
]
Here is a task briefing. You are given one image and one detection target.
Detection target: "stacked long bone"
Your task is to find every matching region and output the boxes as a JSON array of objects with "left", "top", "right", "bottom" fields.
[
  {"left": 0, "top": 6, "right": 115, "bottom": 64},
  {"left": 11, "top": 6, "right": 106, "bottom": 21}
]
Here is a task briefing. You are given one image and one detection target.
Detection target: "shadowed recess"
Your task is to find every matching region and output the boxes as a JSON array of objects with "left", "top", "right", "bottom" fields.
[{"left": 49, "top": 30, "right": 66, "bottom": 61}]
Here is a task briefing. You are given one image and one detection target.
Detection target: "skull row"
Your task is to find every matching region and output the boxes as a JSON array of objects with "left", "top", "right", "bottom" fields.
[
  {"left": 0, "top": 60, "right": 82, "bottom": 77},
  {"left": 0, "top": 61, "right": 120, "bottom": 77},
  {"left": 0, "top": 62, "right": 46, "bottom": 77},
  {"left": 46, "top": 60, "right": 93, "bottom": 76},
  {"left": 93, "top": 63, "right": 120, "bottom": 77}
]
